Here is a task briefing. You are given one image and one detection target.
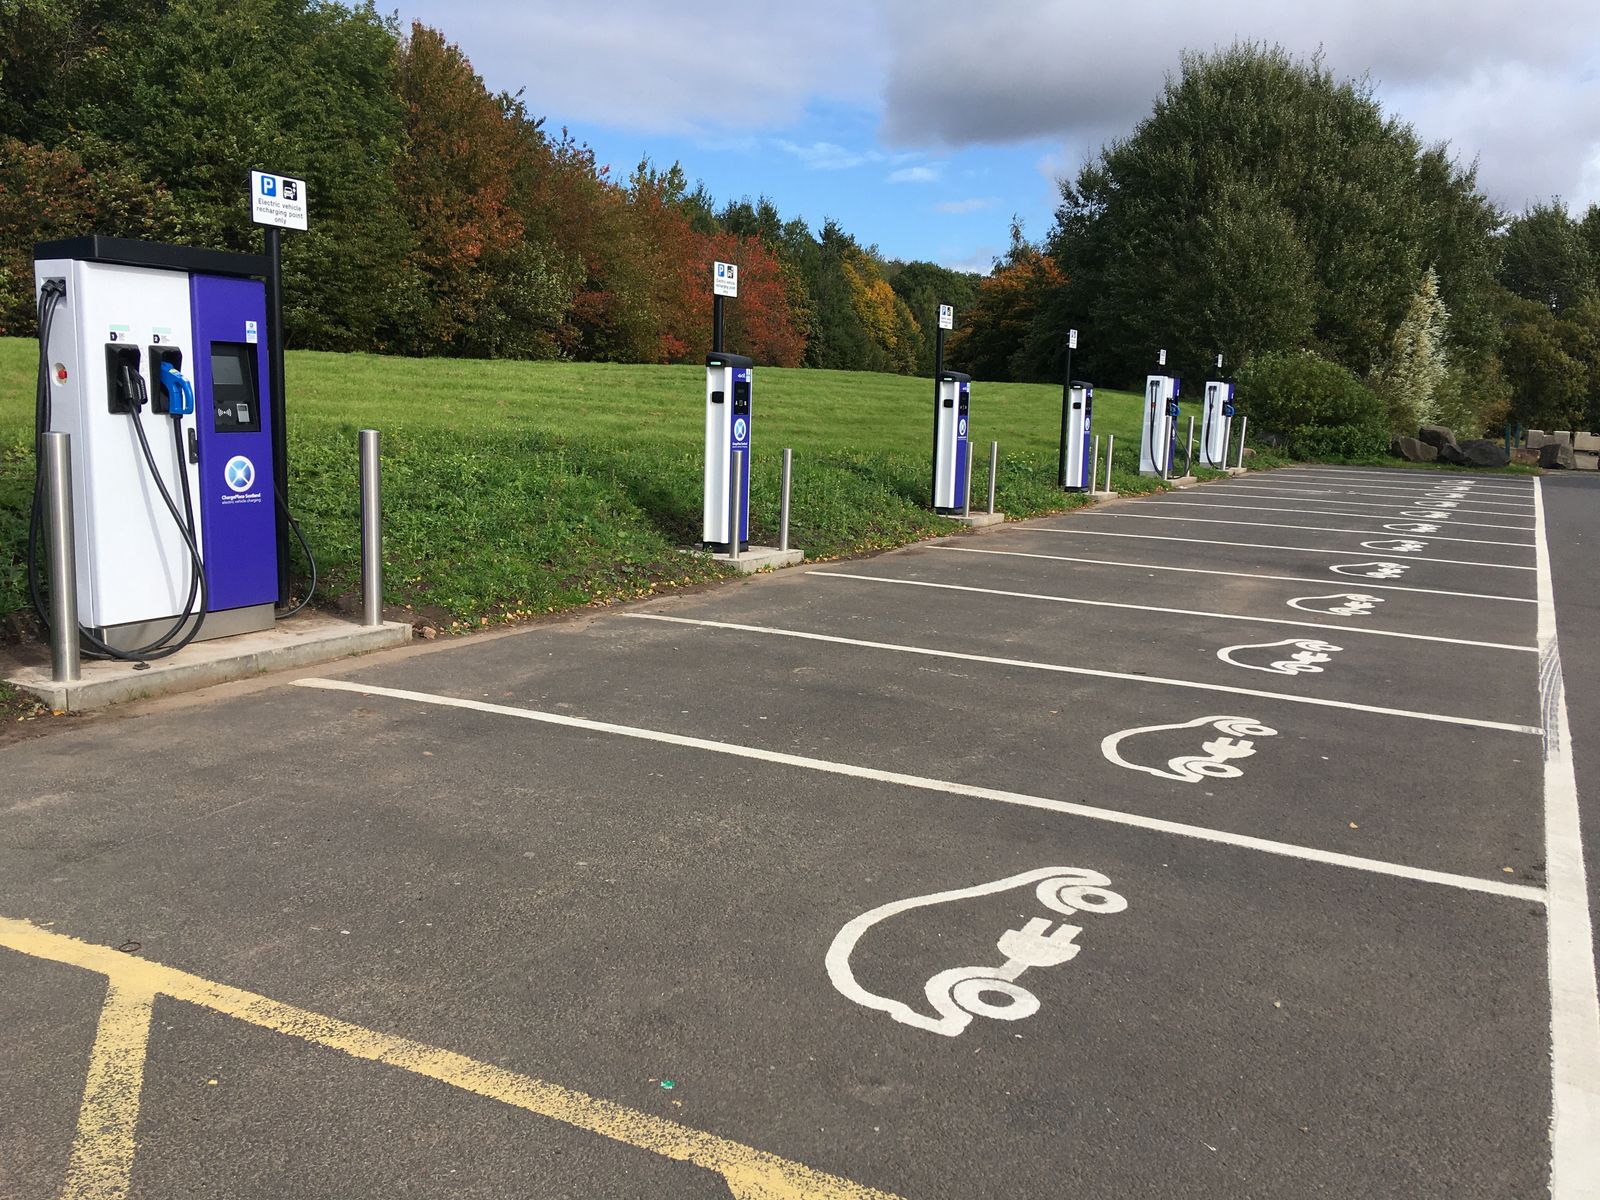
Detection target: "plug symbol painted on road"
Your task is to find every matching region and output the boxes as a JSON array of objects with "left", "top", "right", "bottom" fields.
[
  {"left": 1330, "top": 561, "right": 1410, "bottom": 580},
  {"left": 1287, "top": 592, "right": 1384, "bottom": 617},
  {"left": 826, "top": 868, "right": 1128, "bottom": 1038},
  {"left": 1385, "top": 522, "right": 1440, "bottom": 534},
  {"left": 1101, "top": 714, "right": 1278, "bottom": 782},
  {"left": 1217, "top": 637, "right": 1345, "bottom": 676},
  {"left": 1361, "top": 539, "right": 1428, "bottom": 554}
]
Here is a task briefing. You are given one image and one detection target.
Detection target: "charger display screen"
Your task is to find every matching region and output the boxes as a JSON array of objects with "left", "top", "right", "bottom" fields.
[{"left": 209, "top": 343, "right": 261, "bottom": 433}]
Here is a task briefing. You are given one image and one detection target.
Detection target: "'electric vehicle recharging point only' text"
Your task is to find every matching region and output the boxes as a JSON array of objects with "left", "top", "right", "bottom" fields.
[
  {"left": 1139, "top": 357, "right": 1180, "bottom": 477},
  {"left": 1200, "top": 377, "right": 1236, "bottom": 470},
  {"left": 702, "top": 350, "right": 753, "bottom": 552},
  {"left": 1062, "top": 381, "right": 1094, "bottom": 491},
  {"left": 932, "top": 370, "right": 972, "bottom": 513},
  {"left": 31, "top": 237, "right": 282, "bottom": 656}
]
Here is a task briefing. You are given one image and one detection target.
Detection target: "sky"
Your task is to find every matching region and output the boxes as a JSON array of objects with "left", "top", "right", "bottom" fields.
[{"left": 390, "top": 0, "right": 1600, "bottom": 275}]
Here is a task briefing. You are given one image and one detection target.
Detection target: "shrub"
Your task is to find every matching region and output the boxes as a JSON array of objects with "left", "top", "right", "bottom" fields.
[{"left": 1236, "top": 349, "right": 1389, "bottom": 455}]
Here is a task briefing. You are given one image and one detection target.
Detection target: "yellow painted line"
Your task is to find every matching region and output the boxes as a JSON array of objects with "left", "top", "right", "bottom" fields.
[
  {"left": 0, "top": 917, "right": 900, "bottom": 1200},
  {"left": 60, "top": 980, "right": 155, "bottom": 1200}
]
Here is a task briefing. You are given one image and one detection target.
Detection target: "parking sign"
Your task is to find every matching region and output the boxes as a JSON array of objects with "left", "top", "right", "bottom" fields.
[{"left": 250, "top": 170, "right": 309, "bottom": 231}]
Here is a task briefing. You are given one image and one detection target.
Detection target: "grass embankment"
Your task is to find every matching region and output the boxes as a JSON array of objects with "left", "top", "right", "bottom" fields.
[{"left": 0, "top": 338, "right": 1252, "bottom": 629}]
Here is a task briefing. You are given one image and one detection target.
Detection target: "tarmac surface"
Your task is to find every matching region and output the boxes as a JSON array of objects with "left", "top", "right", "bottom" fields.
[{"left": 2, "top": 465, "right": 1596, "bottom": 1200}]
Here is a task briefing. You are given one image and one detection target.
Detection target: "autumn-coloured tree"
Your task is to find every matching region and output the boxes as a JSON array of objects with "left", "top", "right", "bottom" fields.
[{"left": 947, "top": 234, "right": 1067, "bottom": 381}]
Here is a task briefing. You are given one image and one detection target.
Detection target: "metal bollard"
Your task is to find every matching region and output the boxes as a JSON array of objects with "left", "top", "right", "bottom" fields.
[
  {"left": 1090, "top": 434, "right": 1100, "bottom": 495},
  {"left": 359, "top": 429, "right": 383, "bottom": 626},
  {"left": 962, "top": 456, "right": 972, "bottom": 517},
  {"left": 44, "top": 432, "right": 80, "bottom": 683},
  {"left": 987, "top": 440, "right": 998, "bottom": 514},
  {"left": 1103, "top": 435, "right": 1115, "bottom": 493},
  {"left": 1236, "top": 415, "right": 1249, "bottom": 470},
  {"left": 728, "top": 449, "right": 743, "bottom": 561},
  {"left": 1185, "top": 415, "right": 1196, "bottom": 476},
  {"left": 779, "top": 448, "right": 792, "bottom": 552}
]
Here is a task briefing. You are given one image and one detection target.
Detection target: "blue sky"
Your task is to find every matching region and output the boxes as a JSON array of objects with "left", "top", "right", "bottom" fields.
[{"left": 390, "top": 1, "right": 1600, "bottom": 275}]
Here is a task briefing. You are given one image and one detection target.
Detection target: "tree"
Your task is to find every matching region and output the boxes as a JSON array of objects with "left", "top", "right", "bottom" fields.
[
  {"left": 1499, "top": 200, "right": 1596, "bottom": 315},
  {"left": 1370, "top": 268, "right": 1450, "bottom": 432},
  {"left": 1049, "top": 43, "right": 1500, "bottom": 387},
  {"left": 1498, "top": 295, "right": 1591, "bottom": 430},
  {"left": 947, "top": 222, "right": 1066, "bottom": 381}
]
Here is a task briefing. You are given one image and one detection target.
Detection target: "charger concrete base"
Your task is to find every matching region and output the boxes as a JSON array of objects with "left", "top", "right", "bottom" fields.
[
  {"left": 945, "top": 512, "right": 1005, "bottom": 528},
  {"left": 692, "top": 545, "right": 804, "bottom": 574},
  {"left": 1166, "top": 475, "right": 1199, "bottom": 487},
  {"left": 1226, "top": 466, "right": 1250, "bottom": 476},
  {"left": 6, "top": 614, "right": 411, "bottom": 712}
]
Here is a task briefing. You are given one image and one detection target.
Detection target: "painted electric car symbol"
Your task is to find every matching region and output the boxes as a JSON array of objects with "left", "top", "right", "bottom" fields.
[
  {"left": 1330, "top": 560, "right": 1410, "bottom": 579},
  {"left": 1216, "top": 637, "right": 1344, "bottom": 675},
  {"left": 1400, "top": 509, "right": 1452, "bottom": 519},
  {"left": 826, "top": 867, "right": 1127, "bottom": 1038},
  {"left": 1361, "top": 538, "right": 1428, "bottom": 554},
  {"left": 1385, "top": 522, "right": 1440, "bottom": 534},
  {"left": 1101, "top": 714, "right": 1277, "bottom": 782},
  {"left": 1287, "top": 591, "right": 1384, "bottom": 616},
  {"left": 224, "top": 455, "right": 255, "bottom": 493}
]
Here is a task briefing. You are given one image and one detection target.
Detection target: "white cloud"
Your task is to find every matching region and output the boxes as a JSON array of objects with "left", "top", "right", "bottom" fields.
[
  {"left": 888, "top": 165, "right": 941, "bottom": 183},
  {"left": 935, "top": 197, "right": 999, "bottom": 213},
  {"left": 776, "top": 140, "right": 880, "bottom": 170},
  {"left": 940, "top": 247, "right": 999, "bottom": 274}
]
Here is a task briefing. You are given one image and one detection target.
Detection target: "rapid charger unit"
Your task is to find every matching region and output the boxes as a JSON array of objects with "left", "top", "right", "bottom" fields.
[
  {"left": 32, "top": 237, "right": 279, "bottom": 654},
  {"left": 1063, "top": 380, "right": 1094, "bottom": 491},
  {"left": 703, "top": 351, "right": 753, "bottom": 552},
  {"left": 1200, "top": 380, "right": 1236, "bottom": 468},
  {"left": 933, "top": 370, "right": 971, "bottom": 512},
  {"left": 1139, "top": 373, "right": 1180, "bottom": 476}
]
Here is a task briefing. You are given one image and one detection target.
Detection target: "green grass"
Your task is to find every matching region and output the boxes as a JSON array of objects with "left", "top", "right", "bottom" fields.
[{"left": 0, "top": 337, "right": 1268, "bottom": 627}]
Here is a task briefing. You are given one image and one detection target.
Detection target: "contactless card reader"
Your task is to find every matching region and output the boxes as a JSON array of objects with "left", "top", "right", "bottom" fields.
[
  {"left": 1063, "top": 380, "right": 1094, "bottom": 491},
  {"left": 1139, "top": 374, "right": 1180, "bottom": 477},
  {"left": 703, "top": 351, "right": 753, "bottom": 551},
  {"left": 1200, "top": 380, "right": 1235, "bottom": 469},
  {"left": 933, "top": 370, "right": 972, "bottom": 512}
]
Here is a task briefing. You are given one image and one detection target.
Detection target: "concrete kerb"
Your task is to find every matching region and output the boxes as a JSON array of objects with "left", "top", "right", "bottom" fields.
[{"left": 5, "top": 615, "right": 412, "bottom": 712}]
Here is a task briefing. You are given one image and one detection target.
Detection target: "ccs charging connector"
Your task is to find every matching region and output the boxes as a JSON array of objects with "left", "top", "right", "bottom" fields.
[{"left": 157, "top": 360, "right": 195, "bottom": 416}]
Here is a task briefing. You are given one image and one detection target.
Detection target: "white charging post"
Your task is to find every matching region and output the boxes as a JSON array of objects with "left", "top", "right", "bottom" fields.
[{"left": 1139, "top": 348, "right": 1179, "bottom": 477}]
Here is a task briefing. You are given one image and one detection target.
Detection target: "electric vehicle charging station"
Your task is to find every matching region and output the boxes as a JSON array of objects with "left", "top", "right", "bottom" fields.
[
  {"left": 31, "top": 236, "right": 281, "bottom": 655},
  {"left": 1063, "top": 381, "right": 1094, "bottom": 491},
  {"left": 702, "top": 350, "right": 753, "bottom": 552},
  {"left": 932, "top": 370, "right": 971, "bottom": 512},
  {"left": 1200, "top": 378, "right": 1236, "bottom": 469},
  {"left": 1139, "top": 368, "right": 1180, "bottom": 477}
]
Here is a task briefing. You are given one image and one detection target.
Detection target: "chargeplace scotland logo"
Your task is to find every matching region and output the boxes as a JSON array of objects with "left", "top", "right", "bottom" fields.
[{"left": 224, "top": 455, "right": 256, "bottom": 494}]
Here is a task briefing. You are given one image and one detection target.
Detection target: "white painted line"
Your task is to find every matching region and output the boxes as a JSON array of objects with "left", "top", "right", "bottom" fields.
[
  {"left": 929, "top": 545, "right": 1534, "bottom": 604},
  {"left": 1081, "top": 511, "right": 1536, "bottom": 548},
  {"left": 1533, "top": 478, "right": 1600, "bottom": 1198},
  {"left": 1022, "top": 527, "right": 1535, "bottom": 571},
  {"left": 1258, "top": 468, "right": 1533, "bottom": 491},
  {"left": 1226, "top": 482, "right": 1534, "bottom": 508},
  {"left": 1140, "top": 499, "right": 1534, "bottom": 532},
  {"left": 625, "top": 613, "right": 1544, "bottom": 733},
  {"left": 292, "top": 677, "right": 1548, "bottom": 904},
  {"left": 1211, "top": 485, "right": 1534, "bottom": 512},
  {"left": 808, "top": 571, "right": 1536, "bottom": 653},
  {"left": 1191, "top": 487, "right": 1536, "bottom": 518}
]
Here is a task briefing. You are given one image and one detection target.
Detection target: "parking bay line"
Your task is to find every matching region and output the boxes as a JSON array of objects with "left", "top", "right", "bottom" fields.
[
  {"left": 1200, "top": 486, "right": 1535, "bottom": 515},
  {"left": 1223, "top": 482, "right": 1535, "bottom": 507},
  {"left": 1023, "top": 527, "right": 1535, "bottom": 571},
  {"left": 808, "top": 571, "right": 1536, "bottom": 653},
  {"left": 1137, "top": 499, "right": 1534, "bottom": 532},
  {"left": 1080, "top": 511, "right": 1535, "bottom": 548},
  {"left": 292, "top": 677, "right": 1544, "bottom": 904},
  {"left": 1532, "top": 479, "right": 1600, "bottom": 1197},
  {"left": 1281, "top": 467, "right": 1534, "bottom": 490},
  {"left": 1277, "top": 474, "right": 1535, "bottom": 498},
  {"left": 0, "top": 917, "right": 901, "bottom": 1200},
  {"left": 929, "top": 544, "right": 1535, "bottom": 603},
  {"left": 626, "top": 612, "right": 1541, "bottom": 733}
]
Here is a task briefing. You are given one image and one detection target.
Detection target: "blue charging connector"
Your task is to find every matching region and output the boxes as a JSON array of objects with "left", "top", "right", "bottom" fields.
[{"left": 159, "top": 361, "right": 195, "bottom": 416}]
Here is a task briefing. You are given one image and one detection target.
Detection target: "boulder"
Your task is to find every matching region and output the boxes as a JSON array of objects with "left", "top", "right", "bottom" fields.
[
  {"left": 1540, "top": 441, "right": 1577, "bottom": 469},
  {"left": 1390, "top": 436, "right": 1438, "bottom": 463},
  {"left": 1512, "top": 447, "right": 1541, "bottom": 466},
  {"left": 1459, "top": 439, "right": 1510, "bottom": 468},
  {"left": 1438, "top": 441, "right": 1469, "bottom": 466},
  {"left": 1418, "top": 425, "right": 1460, "bottom": 453}
]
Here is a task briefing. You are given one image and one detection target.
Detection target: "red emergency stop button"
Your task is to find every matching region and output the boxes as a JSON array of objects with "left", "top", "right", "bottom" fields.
[{"left": 54, "top": 364, "right": 68, "bottom": 382}]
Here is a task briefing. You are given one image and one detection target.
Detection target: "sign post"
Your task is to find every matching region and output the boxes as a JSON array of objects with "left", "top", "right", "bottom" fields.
[
  {"left": 249, "top": 170, "right": 308, "bottom": 606},
  {"left": 713, "top": 260, "right": 738, "bottom": 353},
  {"left": 1057, "top": 327, "right": 1079, "bottom": 487}
]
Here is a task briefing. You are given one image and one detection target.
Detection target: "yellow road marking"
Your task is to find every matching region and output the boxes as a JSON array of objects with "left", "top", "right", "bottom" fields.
[
  {"left": 0, "top": 916, "right": 901, "bottom": 1200},
  {"left": 59, "top": 980, "right": 155, "bottom": 1200}
]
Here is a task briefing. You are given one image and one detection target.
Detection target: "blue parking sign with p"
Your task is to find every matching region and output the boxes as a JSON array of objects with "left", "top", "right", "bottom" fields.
[{"left": 260, "top": 175, "right": 277, "bottom": 197}]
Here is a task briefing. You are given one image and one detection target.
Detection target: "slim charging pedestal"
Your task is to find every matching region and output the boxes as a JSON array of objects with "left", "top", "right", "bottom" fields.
[
  {"left": 1062, "top": 381, "right": 1094, "bottom": 492},
  {"left": 1200, "top": 380, "right": 1239, "bottom": 473},
  {"left": 1139, "top": 373, "right": 1194, "bottom": 483},
  {"left": 699, "top": 350, "right": 800, "bottom": 573},
  {"left": 933, "top": 369, "right": 1002, "bottom": 527}
]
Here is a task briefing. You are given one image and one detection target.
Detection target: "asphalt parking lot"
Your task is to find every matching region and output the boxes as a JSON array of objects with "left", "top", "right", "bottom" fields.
[{"left": 2, "top": 466, "right": 1597, "bottom": 1200}]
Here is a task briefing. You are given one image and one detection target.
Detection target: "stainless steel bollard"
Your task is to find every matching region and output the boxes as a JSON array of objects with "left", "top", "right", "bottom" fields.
[
  {"left": 359, "top": 429, "right": 383, "bottom": 627},
  {"left": 987, "top": 440, "right": 998, "bottom": 514},
  {"left": 779, "top": 448, "right": 792, "bottom": 552},
  {"left": 1090, "top": 434, "right": 1101, "bottom": 494},
  {"left": 1236, "top": 415, "right": 1249, "bottom": 469},
  {"left": 728, "top": 449, "right": 743, "bottom": 561},
  {"left": 962, "top": 454, "right": 973, "bottom": 517},
  {"left": 1185, "top": 415, "right": 1196, "bottom": 476},
  {"left": 1103, "top": 435, "right": 1115, "bottom": 493},
  {"left": 43, "top": 432, "right": 80, "bottom": 683}
]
